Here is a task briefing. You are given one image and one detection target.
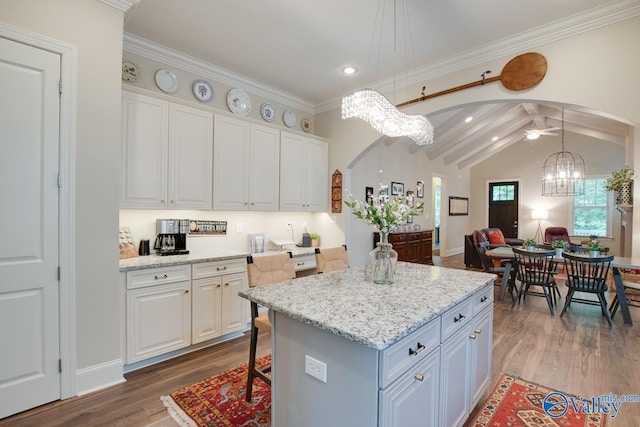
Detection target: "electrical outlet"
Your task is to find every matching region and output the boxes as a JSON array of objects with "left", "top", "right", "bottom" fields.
[
  {"left": 305, "top": 355, "right": 327, "bottom": 383},
  {"left": 236, "top": 222, "right": 243, "bottom": 233}
]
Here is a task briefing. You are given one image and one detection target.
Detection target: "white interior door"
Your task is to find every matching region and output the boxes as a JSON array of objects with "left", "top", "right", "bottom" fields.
[{"left": 0, "top": 36, "right": 61, "bottom": 418}]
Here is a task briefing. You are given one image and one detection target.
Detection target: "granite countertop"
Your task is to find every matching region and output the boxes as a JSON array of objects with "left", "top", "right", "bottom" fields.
[
  {"left": 119, "top": 247, "right": 318, "bottom": 272},
  {"left": 240, "top": 262, "right": 496, "bottom": 350}
]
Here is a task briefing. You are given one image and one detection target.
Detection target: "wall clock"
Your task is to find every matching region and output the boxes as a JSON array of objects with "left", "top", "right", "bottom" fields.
[{"left": 192, "top": 80, "right": 213, "bottom": 102}]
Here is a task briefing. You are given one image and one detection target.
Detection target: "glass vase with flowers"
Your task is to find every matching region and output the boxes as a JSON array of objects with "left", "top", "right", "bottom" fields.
[{"left": 345, "top": 184, "right": 424, "bottom": 284}]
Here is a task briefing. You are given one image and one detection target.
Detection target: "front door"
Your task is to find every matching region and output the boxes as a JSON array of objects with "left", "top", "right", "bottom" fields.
[
  {"left": 0, "top": 36, "right": 61, "bottom": 418},
  {"left": 488, "top": 181, "right": 519, "bottom": 238}
]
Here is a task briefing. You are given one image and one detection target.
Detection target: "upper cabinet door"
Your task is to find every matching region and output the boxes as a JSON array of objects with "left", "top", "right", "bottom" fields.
[
  {"left": 304, "top": 138, "right": 328, "bottom": 212},
  {"left": 249, "top": 124, "right": 280, "bottom": 211},
  {"left": 213, "top": 115, "right": 250, "bottom": 210},
  {"left": 280, "top": 132, "right": 328, "bottom": 212},
  {"left": 168, "top": 104, "right": 213, "bottom": 210},
  {"left": 121, "top": 92, "right": 168, "bottom": 209}
]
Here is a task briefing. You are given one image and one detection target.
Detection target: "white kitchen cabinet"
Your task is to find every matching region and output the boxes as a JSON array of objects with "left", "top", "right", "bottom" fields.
[
  {"left": 191, "top": 259, "right": 249, "bottom": 344},
  {"left": 379, "top": 348, "right": 440, "bottom": 427},
  {"left": 439, "top": 289, "right": 493, "bottom": 427},
  {"left": 126, "top": 265, "right": 192, "bottom": 363},
  {"left": 213, "top": 115, "right": 280, "bottom": 211},
  {"left": 121, "top": 92, "right": 213, "bottom": 209},
  {"left": 279, "top": 132, "right": 328, "bottom": 211}
]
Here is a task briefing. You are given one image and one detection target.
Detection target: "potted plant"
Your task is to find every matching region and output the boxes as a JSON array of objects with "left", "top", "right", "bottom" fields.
[
  {"left": 310, "top": 233, "right": 321, "bottom": 247},
  {"left": 604, "top": 166, "right": 634, "bottom": 205},
  {"left": 551, "top": 239, "right": 569, "bottom": 257},
  {"left": 523, "top": 238, "right": 537, "bottom": 251},
  {"left": 586, "top": 239, "right": 602, "bottom": 257}
]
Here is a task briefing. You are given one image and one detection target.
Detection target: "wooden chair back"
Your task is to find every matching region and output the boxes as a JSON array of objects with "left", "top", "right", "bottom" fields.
[
  {"left": 315, "top": 245, "right": 349, "bottom": 273},
  {"left": 562, "top": 252, "right": 613, "bottom": 292},
  {"left": 513, "top": 247, "right": 556, "bottom": 286}
]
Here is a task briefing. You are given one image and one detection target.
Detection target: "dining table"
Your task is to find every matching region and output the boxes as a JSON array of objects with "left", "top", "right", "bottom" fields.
[{"left": 486, "top": 246, "right": 636, "bottom": 325}]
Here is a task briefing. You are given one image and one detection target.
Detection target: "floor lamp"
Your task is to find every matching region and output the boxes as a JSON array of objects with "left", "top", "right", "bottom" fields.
[{"left": 532, "top": 209, "right": 548, "bottom": 243}]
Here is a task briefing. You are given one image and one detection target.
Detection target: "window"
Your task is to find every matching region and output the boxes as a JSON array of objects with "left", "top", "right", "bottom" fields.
[
  {"left": 491, "top": 184, "right": 515, "bottom": 201},
  {"left": 572, "top": 178, "right": 609, "bottom": 237}
]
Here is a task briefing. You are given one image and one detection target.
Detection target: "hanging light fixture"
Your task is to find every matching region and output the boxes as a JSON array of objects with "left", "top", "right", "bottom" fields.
[
  {"left": 341, "top": 0, "right": 434, "bottom": 145},
  {"left": 541, "top": 108, "right": 585, "bottom": 196}
]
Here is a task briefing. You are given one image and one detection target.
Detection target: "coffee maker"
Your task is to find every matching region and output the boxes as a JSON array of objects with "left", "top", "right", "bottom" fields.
[{"left": 154, "top": 219, "right": 190, "bottom": 256}]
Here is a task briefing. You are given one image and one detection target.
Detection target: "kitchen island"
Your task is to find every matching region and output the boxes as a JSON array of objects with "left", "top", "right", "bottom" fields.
[{"left": 240, "top": 262, "right": 496, "bottom": 427}]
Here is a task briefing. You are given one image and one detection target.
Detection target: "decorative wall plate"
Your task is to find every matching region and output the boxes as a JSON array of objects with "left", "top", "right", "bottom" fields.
[
  {"left": 260, "top": 103, "right": 276, "bottom": 122},
  {"left": 227, "top": 88, "right": 251, "bottom": 115},
  {"left": 192, "top": 80, "right": 214, "bottom": 102},
  {"left": 154, "top": 69, "right": 179, "bottom": 93},
  {"left": 283, "top": 110, "right": 296, "bottom": 127},
  {"left": 122, "top": 60, "right": 140, "bottom": 82},
  {"left": 301, "top": 118, "right": 311, "bottom": 133}
]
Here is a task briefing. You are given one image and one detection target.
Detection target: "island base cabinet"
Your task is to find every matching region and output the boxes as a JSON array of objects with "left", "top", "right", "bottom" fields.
[
  {"left": 379, "top": 348, "right": 440, "bottom": 427},
  {"left": 440, "top": 304, "right": 493, "bottom": 427},
  {"left": 126, "top": 281, "right": 191, "bottom": 363}
]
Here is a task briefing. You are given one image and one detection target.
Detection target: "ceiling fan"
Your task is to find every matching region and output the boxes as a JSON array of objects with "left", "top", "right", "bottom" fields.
[{"left": 523, "top": 127, "right": 560, "bottom": 140}]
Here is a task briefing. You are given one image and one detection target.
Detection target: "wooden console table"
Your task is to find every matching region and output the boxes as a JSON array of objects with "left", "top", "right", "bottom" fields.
[{"left": 373, "top": 230, "right": 434, "bottom": 265}]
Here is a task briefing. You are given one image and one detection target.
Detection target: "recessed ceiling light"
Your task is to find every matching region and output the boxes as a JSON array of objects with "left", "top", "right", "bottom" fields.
[
  {"left": 492, "top": 136, "right": 499, "bottom": 141},
  {"left": 465, "top": 116, "right": 473, "bottom": 123},
  {"left": 341, "top": 66, "right": 358, "bottom": 75}
]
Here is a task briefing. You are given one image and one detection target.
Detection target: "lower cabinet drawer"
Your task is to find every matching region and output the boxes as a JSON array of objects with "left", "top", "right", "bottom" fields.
[
  {"left": 472, "top": 283, "right": 494, "bottom": 315},
  {"left": 192, "top": 257, "right": 246, "bottom": 279},
  {"left": 379, "top": 317, "right": 441, "bottom": 388},
  {"left": 293, "top": 254, "right": 316, "bottom": 272},
  {"left": 441, "top": 298, "right": 473, "bottom": 342},
  {"left": 127, "top": 264, "right": 191, "bottom": 290}
]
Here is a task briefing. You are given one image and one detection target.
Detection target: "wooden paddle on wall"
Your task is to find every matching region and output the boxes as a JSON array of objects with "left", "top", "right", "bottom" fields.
[{"left": 396, "top": 52, "right": 547, "bottom": 108}]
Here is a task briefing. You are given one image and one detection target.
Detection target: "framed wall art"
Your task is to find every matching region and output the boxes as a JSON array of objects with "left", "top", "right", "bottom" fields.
[
  {"left": 406, "top": 190, "right": 415, "bottom": 207},
  {"left": 417, "top": 181, "right": 424, "bottom": 198},
  {"left": 366, "top": 186, "right": 374, "bottom": 204},
  {"left": 449, "top": 196, "right": 469, "bottom": 216},
  {"left": 391, "top": 182, "right": 404, "bottom": 195}
]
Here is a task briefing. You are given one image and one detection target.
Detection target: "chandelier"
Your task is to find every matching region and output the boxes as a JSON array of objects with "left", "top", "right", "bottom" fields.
[
  {"left": 342, "top": 89, "right": 433, "bottom": 145},
  {"left": 341, "top": 0, "right": 434, "bottom": 145},
  {"left": 542, "top": 108, "right": 585, "bottom": 196}
]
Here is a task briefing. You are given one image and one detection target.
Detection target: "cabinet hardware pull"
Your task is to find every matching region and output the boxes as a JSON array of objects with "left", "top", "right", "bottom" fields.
[
  {"left": 154, "top": 274, "right": 168, "bottom": 280},
  {"left": 225, "top": 283, "right": 229, "bottom": 286},
  {"left": 408, "top": 342, "right": 425, "bottom": 356},
  {"left": 297, "top": 262, "right": 305, "bottom": 266},
  {"left": 184, "top": 289, "right": 189, "bottom": 294},
  {"left": 454, "top": 314, "right": 466, "bottom": 323},
  {"left": 414, "top": 373, "right": 424, "bottom": 382},
  {"left": 475, "top": 329, "right": 481, "bottom": 334},
  {"left": 469, "top": 334, "right": 477, "bottom": 340},
  {"left": 160, "top": 199, "right": 165, "bottom": 203},
  {"left": 216, "top": 266, "right": 227, "bottom": 271},
  {"left": 170, "top": 200, "right": 174, "bottom": 204},
  {"left": 250, "top": 202, "right": 254, "bottom": 205},
  {"left": 217, "top": 284, "right": 221, "bottom": 288},
  {"left": 480, "top": 296, "right": 488, "bottom": 303},
  {"left": 244, "top": 202, "right": 248, "bottom": 205}
]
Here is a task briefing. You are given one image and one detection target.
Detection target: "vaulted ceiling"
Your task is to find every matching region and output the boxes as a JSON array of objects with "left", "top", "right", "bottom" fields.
[{"left": 123, "top": 0, "right": 638, "bottom": 168}]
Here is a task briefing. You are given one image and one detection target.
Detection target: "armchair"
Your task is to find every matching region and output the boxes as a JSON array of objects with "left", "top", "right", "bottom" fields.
[
  {"left": 473, "top": 228, "right": 524, "bottom": 248},
  {"left": 543, "top": 227, "right": 575, "bottom": 246}
]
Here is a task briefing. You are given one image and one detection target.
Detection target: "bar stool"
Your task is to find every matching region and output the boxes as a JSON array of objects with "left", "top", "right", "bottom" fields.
[{"left": 314, "top": 245, "right": 349, "bottom": 273}]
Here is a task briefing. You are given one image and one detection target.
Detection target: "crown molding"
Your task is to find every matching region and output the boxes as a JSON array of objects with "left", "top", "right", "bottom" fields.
[
  {"left": 315, "top": 0, "right": 640, "bottom": 113},
  {"left": 97, "top": 0, "right": 140, "bottom": 13},
  {"left": 123, "top": 33, "right": 316, "bottom": 114}
]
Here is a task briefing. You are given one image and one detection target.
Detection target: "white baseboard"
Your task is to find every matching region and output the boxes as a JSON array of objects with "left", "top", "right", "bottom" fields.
[
  {"left": 442, "top": 246, "right": 464, "bottom": 257},
  {"left": 75, "top": 359, "right": 125, "bottom": 396}
]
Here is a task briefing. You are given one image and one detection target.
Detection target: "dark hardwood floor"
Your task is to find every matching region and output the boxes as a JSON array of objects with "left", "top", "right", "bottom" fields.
[{"left": 2, "top": 254, "right": 639, "bottom": 426}]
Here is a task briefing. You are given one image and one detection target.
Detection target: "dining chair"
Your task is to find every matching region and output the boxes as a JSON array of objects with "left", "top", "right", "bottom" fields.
[
  {"left": 560, "top": 252, "right": 614, "bottom": 326},
  {"left": 245, "top": 252, "right": 295, "bottom": 401},
  {"left": 512, "top": 247, "right": 559, "bottom": 315},
  {"left": 477, "top": 241, "right": 508, "bottom": 275},
  {"left": 314, "top": 245, "right": 349, "bottom": 273}
]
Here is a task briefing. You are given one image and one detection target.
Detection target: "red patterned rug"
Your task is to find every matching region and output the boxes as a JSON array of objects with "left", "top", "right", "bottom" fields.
[
  {"left": 468, "top": 373, "right": 607, "bottom": 426},
  {"left": 161, "top": 354, "right": 271, "bottom": 427}
]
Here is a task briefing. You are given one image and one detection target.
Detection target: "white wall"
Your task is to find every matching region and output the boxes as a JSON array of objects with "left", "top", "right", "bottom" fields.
[
  {"left": 347, "top": 139, "right": 471, "bottom": 265},
  {"left": 471, "top": 132, "right": 625, "bottom": 254},
  {"left": 316, "top": 16, "right": 640, "bottom": 258},
  {"left": 0, "top": 0, "right": 124, "bottom": 390}
]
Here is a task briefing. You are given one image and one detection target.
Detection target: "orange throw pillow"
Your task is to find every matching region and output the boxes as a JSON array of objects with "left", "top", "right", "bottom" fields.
[{"left": 486, "top": 230, "right": 506, "bottom": 245}]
